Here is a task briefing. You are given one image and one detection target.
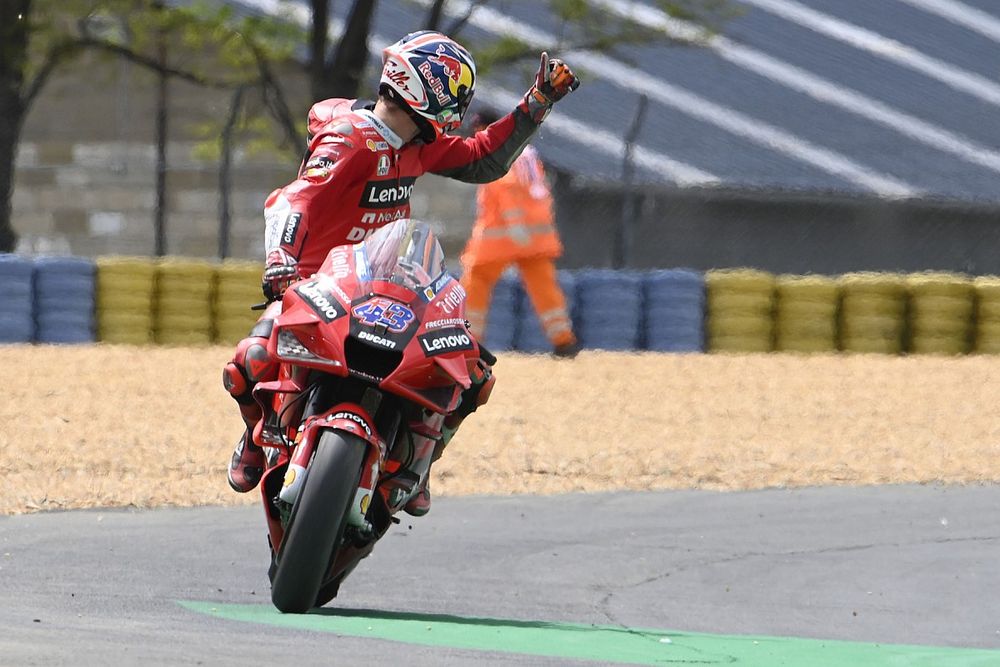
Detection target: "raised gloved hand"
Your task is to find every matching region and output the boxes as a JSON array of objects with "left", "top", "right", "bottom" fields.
[
  {"left": 521, "top": 51, "right": 580, "bottom": 123},
  {"left": 261, "top": 248, "right": 300, "bottom": 302}
]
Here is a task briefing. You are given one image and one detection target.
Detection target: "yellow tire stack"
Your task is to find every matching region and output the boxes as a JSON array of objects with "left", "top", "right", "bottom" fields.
[
  {"left": 906, "top": 272, "right": 973, "bottom": 355},
  {"left": 838, "top": 273, "right": 906, "bottom": 354},
  {"left": 215, "top": 260, "right": 263, "bottom": 344},
  {"left": 705, "top": 269, "right": 775, "bottom": 352},
  {"left": 972, "top": 276, "right": 1000, "bottom": 354},
  {"left": 155, "top": 258, "right": 216, "bottom": 346},
  {"left": 95, "top": 257, "right": 157, "bottom": 345},
  {"left": 774, "top": 275, "right": 839, "bottom": 352}
]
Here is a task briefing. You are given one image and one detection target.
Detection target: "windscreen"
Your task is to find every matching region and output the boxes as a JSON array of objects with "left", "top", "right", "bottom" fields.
[{"left": 357, "top": 219, "right": 447, "bottom": 292}]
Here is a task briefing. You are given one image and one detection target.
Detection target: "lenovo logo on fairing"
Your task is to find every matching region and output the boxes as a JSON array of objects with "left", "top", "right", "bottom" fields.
[
  {"left": 418, "top": 327, "right": 474, "bottom": 356},
  {"left": 359, "top": 177, "right": 417, "bottom": 209},
  {"left": 295, "top": 282, "right": 342, "bottom": 323}
]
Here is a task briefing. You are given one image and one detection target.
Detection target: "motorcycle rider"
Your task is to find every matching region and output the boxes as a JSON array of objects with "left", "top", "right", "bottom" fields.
[{"left": 223, "top": 30, "right": 579, "bottom": 516}]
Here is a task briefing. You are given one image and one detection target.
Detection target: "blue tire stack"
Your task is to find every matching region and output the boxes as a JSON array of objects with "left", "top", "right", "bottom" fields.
[
  {"left": 33, "top": 256, "right": 96, "bottom": 344},
  {"left": 483, "top": 271, "right": 520, "bottom": 351},
  {"left": 575, "top": 269, "right": 644, "bottom": 350},
  {"left": 515, "top": 270, "right": 577, "bottom": 353},
  {"left": 0, "top": 255, "right": 35, "bottom": 343},
  {"left": 643, "top": 269, "right": 705, "bottom": 352}
]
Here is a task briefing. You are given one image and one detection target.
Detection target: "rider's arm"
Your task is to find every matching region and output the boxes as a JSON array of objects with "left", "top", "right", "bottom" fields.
[
  {"left": 420, "top": 53, "right": 578, "bottom": 184},
  {"left": 419, "top": 106, "right": 541, "bottom": 185}
]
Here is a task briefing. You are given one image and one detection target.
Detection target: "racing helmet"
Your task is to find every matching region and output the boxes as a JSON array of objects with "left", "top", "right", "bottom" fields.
[{"left": 379, "top": 31, "right": 477, "bottom": 143}]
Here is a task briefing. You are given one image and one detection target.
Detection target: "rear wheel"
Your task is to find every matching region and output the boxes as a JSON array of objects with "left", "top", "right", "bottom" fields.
[{"left": 270, "top": 430, "right": 366, "bottom": 613}]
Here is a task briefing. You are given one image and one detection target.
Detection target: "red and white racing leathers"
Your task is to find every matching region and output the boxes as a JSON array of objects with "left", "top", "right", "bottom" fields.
[{"left": 263, "top": 98, "right": 544, "bottom": 277}]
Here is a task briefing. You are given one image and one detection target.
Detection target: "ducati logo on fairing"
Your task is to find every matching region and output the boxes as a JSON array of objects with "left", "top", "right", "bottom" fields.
[
  {"left": 295, "top": 282, "right": 343, "bottom": 323},
  {"left": 357, "top": 330, "right": 397, "bottom": 349},
  {"left": 418, "top": 327, "right": 473, "bottom": 356},
  {"left": 359, "top": 177, "right": 416, "bottom": 209}
]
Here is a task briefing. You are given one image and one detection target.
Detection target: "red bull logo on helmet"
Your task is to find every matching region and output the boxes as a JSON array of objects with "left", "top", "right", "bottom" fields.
[
  {"left": 429, "top": 45, "right": 463, "bottom": 83},
  {"left": 424, "top": 44, "right": 473, "bottom": 103}
]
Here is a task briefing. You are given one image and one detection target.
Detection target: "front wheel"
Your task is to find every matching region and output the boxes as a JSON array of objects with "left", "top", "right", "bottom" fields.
[{"left": 270, "top": 430, "right": 367, "bottom": 613}]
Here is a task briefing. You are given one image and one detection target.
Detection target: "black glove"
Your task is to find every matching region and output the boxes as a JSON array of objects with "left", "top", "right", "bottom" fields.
[{"left": 521, "top": 51, "right": 580, "bottom": 122}]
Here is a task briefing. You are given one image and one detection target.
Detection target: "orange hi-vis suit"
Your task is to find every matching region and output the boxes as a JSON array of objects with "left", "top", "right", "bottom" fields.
[{"left": 460, "top": 145, "right": 576, "bottom": 348}]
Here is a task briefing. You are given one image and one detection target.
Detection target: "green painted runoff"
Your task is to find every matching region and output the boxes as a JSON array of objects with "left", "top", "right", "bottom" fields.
[{"left": 179, "top": 601, "right": 1000, "bottom": 666}]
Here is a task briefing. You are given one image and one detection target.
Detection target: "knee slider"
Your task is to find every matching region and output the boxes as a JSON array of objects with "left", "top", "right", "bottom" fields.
[
  {"left": 223, "top": 362, "right": 249, "bottom": 399},
  {"left": 234, "top": 337, "right": 277, "bottom": 383}
]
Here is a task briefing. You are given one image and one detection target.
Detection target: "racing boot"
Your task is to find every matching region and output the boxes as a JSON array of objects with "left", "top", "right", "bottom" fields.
[
  {"left": 223, "top": 325, "right": 277, "bottom": 493},
  {"left": 404, "top": 357, "right": 496, "bottom": 517},
  {"left": 227, "top": 430, "right": 265, "bottom": 494}
]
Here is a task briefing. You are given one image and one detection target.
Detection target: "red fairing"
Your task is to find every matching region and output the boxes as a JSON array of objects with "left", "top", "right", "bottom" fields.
[
  {"left": 266, "top": 98, "right": 521, "bottom": 277},
  {"left": 269, "top": 243, "right": 477, "bottom": 414}
]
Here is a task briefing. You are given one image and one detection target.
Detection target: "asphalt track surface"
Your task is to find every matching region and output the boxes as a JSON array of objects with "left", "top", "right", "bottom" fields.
[{"left": 2, "top": 485, "right": 999, "bottom": 665}]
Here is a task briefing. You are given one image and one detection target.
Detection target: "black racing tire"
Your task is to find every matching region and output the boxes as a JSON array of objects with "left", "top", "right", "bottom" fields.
[{"left": 270, "top": 430, "right": 366, "bottom": 613}]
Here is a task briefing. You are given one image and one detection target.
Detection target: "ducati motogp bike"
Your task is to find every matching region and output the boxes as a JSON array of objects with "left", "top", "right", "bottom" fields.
[{"left": 249, "top": 219, "right": 487, "bottom": 613}]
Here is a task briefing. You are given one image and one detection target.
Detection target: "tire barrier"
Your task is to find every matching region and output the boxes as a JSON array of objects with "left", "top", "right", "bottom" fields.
[
  {"left": 706, "top": 269, "right": 775, "bottom": 353},
  {"left": 575, "top": 270, "right": 644, "bottom": 351},
  {"left": 973, "top": 276, "right": 1000, "bottom": 354},
  {"left": 839, "top": 273, "right": 906, "bottom": 354},
  {"left": 0, "top": 254, "right": 35, "bottom": 343},
  {"left": 215, "top": 260, "right": 263, "bottom": 345},
  {"left": 155, "top": 258, "right": 215, "bottom": 346},
  {"left": 774, "top": 275, "right": 839, "bottom": 353},
  {"left": 515, "top": 270, "right": 577, "bottom": 353},
  {"left": 18, "top": 252, "right": 1000, "bottom": 355},
  {"left": 483, "top": 272, "right": 520, "bottom": 352},
  {"left": 643, "top": 269, "right": 704, "bottom": 352},
  {"left": 96, "top": 257, "right": 158, "bottom": 345},
  {"left": 33, "top": 256, "right": 95, "bottom": 344},
  {"left": 906, "top": 272, "right": 974, "bottom": 356}
]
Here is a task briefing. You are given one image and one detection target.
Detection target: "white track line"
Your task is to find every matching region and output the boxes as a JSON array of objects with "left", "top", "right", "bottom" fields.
[
  {"left": 425, "top": 0, "right": 919, "bottom": 197},
  {"left": 742, "top": 0, "right": 1000, "bottom": 107},
  {"left": 897, "top": 0, "right": 1000, "bottom": 44},
  {"left": 238, "top": 0, "right": 719, "bottom": 187},
  {"left": 596, "top": 0, "right": 1000, "bottom": 174}
]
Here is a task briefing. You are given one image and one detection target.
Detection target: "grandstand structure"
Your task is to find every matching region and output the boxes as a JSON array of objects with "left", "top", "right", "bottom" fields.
[
  {"left": 12, "top": 0, "right": 1000, "bottom": 273},
  {"left": 235, "top": 0, "right": 1000, "bottom": 273}
]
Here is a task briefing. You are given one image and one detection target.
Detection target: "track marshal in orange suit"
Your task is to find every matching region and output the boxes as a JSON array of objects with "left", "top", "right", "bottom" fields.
[{"left": 460, "top": 109, "right": 578, "bottom": 356}]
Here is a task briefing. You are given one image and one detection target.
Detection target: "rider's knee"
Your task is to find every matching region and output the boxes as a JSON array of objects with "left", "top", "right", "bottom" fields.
[{"left": 223, "top": 321, "right": 277, "bottom": 401}]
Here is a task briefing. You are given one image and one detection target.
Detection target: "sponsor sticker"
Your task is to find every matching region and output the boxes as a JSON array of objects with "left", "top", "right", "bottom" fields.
[
  {"left": 437, "top": 282, "right": 467, "bottom": 314},
  {"left": 329, "top": 411, "right": 372, "bottom": 437},
  {"left": 359, "top": 177, "right": 417, "bottom": 209},
  {"left": 418, "top": 60, "right": 451, "bottom": 107},
  {"left": 366, "top": 138, "right": 390, "bottom": 152},
  {"left": 360, "top": 209, "right": 407, "bottom": 226},
  {"left": 303, "top": 155, "right": 336, "bottom": 182},
  {"left": 295, "top": 281, "right": 345, "bottom": 323},
  {"left": 326, "top": 248, "right": 352, "bottom": 279},
  {"left": 357, "top": 329, "right": 397, "bottom": 349},
  {"left": 377, "top": 154, "right": 391, "bottom": 176},
  {"left": 418, "top": 327, "right": 474, "bottom": 356},
  {"left": 424, "top": 317, "right": 467, "bottom": 330},
  {"left": 282, "top": 213, "right": 302, "bottom": 247},
  {"left": 432, "top": 272, "right": 454, "bottom": 293}
]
